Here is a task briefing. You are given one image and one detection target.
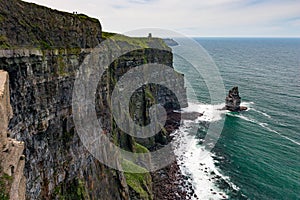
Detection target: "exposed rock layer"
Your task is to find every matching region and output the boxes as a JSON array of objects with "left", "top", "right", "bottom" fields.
[
  {"left": 0, "top": 44, "right": 187, "bottom": 200},
  {"left": 0, "top": 70, "right": 26, "bottom": 200},
  {"left": 0, "top": 0, "right": 188, "bottom": 199}
]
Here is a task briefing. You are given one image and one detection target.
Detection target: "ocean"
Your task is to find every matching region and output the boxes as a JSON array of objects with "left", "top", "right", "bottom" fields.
[{"left": 171, "top": 38, "right": 300, "bottom": 199}]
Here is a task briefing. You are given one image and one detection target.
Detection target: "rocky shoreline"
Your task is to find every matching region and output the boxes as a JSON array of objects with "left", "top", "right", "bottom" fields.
[
  {"left": 0, "top": 0, "right": 196, "bottom": 199},
  {"left": 151, "top": 110, "right": 203, "bottom": 199}
]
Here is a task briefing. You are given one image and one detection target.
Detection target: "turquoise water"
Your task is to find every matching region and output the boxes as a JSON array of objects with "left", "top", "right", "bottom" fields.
[{"left": 175, "top": 38, "right": 300, "bottom": 199}]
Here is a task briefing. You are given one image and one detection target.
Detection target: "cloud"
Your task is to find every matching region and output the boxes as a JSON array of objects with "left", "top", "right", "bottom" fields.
[
  {"left": 129, "top": 0, "right": 156, "bottom": 4},
  {"left": 22, "top": 0, "right": 300, "bottom": 37}
]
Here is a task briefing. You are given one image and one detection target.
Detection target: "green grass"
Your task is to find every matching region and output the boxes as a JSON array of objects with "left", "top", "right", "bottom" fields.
[
  {"left": 145, "top": 88, "right": 155, "bottom": 103},
  {"left": 75, "top": 14, "right": 99, "bottom": 23},
  {"left": 102, "top": 31, "right": 117, "bottom": 39},
  {"left": 122, "top": 159, "right": 152, "bottom": 200},
  {"left": 0, "top": 14, "right": 4, "bottom": 22},
  {"left": 0, "top": 35, "right": 10, "bottom": 49},
  {"left": 57, "top": 55, "right": 66, "bottom": 76},
  {"left": 102, "top": 32, "right": 168, "bottom": 50},
  {"left": 112, "top": 34, "right": 150, "bottom": 49},
  {"left": 134, "top": 143, "right": 149, "bottom": 154},
  {"left": 53, "top": 178, "right": 87, "bottom": 200}
]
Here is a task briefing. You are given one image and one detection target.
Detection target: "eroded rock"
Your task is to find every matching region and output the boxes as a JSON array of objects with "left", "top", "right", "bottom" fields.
[
  {"left": 0, "top": 70, "right": 26, "bottom": 200},
  {"left": 225, "top": 86, "right": 247, "bottom": 111}
]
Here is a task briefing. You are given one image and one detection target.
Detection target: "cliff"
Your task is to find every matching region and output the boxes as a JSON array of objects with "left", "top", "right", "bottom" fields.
[
  {"left": 0, "top": 70, "right": 25, "bottom": 200},
  {"left": 0, "top": 0, "right": 101, "bottom": 49},
  {"left": 0, "top": 0, "right": 187, "bottom": 199}
]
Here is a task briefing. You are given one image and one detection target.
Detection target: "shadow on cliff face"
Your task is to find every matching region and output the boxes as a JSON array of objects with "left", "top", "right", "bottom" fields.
[
  {"left": 0, "top": 0, "right": 191, "bottom": 199},
  {"left": 0, "top": 44, "right": 187, "bottom": 199}
]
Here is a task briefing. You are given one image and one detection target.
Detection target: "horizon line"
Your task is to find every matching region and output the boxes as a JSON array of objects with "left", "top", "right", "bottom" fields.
[{"left": 184, "top": 35, "right": 300, "bottom": 38}]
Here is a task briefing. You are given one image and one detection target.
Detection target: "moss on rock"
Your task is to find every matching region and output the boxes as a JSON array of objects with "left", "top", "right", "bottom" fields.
[
  {"left": 134, "top": 142, "right": 149, "bottom": 154},
  {"left": 122, "top": 159, "right": 153, "bottom": 200},
  {"left": 102, "top": 31, "right": 117, "bottom": 39},
  {"left": 53, "top": 178, "right": 88, "bottom": 200}
]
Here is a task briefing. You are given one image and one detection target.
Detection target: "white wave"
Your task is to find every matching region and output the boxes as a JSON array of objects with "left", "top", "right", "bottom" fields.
[
  {"left": 226, "top": 112, "right": 300, "bottom": 146},
  {"left": 226, "top": 113, "right": 256, "bottom": 124},
  {"left": 172, "top": 100, "right": 299, "bottom": 200},
  {"left": 258, "top": 122, "right": 268, "bottom": 128},
  {"left": 240, "top": 101, "right": 254, "bottom": 109},
  {"left": 263, "top": 125, "right": 300, "bottom": 145},
  {"left": 263, "top": 125, "right": 300, "bottom": 146},
  {"left": 172, "top": 126, "right": 230, "bottom": 200},
  {"left": 182, "top": 102, "right": 228, "bottom": 122},
  {"left": 251, "top": 108, "right": 272, "bottom": 119},
  {"left": 241, "top": 101, "right": 255, "bottom": 105},
  {"left": 277, "top": 133, "right": 300, "bottom": 146}
]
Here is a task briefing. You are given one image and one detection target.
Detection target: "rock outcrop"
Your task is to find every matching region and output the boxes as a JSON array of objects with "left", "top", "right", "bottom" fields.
[
  {"left": 225, "top": 86, "right": 247, "bottom": 111},
  {"left": 0, "top": 70, "right": 26, "bottom": 200},
  {"left": 0, "top": 0, "right": 188, "bottom": 199}
]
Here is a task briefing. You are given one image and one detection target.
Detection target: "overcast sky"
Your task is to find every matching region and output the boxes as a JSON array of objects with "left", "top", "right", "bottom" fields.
[{"left": 23, "top": 0, "right": 300, "bottom": 37}]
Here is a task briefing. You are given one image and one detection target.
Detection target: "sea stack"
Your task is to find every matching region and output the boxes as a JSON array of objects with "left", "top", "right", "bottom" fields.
[{"left": 225, "top": 86, "right": 247, "bottom": 111}]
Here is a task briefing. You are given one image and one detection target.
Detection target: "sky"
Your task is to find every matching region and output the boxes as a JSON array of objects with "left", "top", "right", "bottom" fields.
[{"left": 22, "top": 0, "right": 300, "bottom": 37}]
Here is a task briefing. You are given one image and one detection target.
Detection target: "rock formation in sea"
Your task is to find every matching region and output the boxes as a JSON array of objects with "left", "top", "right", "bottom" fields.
[
  {"left": 225, "top": 86, "right": 247, "bottom": 111},
  {"left": 0, "top": 0, "right": 189, "bottom": 199}
]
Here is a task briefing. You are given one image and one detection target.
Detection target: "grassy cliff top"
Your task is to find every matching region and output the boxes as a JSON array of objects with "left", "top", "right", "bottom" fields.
[
  {"left": 0, "top": 0, "right": 102, "bottom": 49},
  {"left": 0, "top": 0, "right": 169, "bottom": 51},
  {"left": 102, "top": 32, "right": 170, "bottom": 51}
]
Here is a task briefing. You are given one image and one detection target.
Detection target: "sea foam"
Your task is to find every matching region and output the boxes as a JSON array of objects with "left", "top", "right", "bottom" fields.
[{"left": 172, "top": 102, "right": 236, "bottom": 199}]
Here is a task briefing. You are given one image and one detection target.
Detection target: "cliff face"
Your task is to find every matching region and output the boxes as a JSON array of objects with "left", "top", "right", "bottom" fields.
[
  {"left": 0, "top": 70, "right": 25, "bottom": 200},
  {"left": 0, "top": 0, "right": 187, "bottom": 199},
  {"left": 0, "top": 70, "right": 12, "bottom": 152},
  {"left": 0, "top": 48, "right": 130, "bottom": 200}
]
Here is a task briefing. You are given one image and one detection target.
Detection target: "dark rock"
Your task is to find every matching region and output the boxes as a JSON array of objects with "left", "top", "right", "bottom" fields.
[
  {"left": 181, "top": 111, "right": 202, "bottom": 120},
  {"left": 225, "top": 86, "right": 247, "bottom": 111}
]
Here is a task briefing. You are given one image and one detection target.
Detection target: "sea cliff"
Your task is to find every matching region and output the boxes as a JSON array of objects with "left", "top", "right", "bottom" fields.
[{"left": 0, "top": 0, "right": 188, "bottom": 199}]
